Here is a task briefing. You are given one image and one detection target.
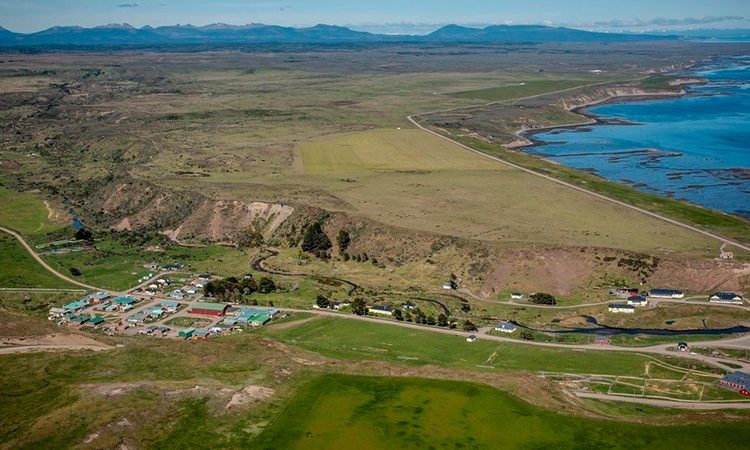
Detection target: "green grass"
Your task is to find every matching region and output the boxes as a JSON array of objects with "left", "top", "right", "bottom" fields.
[
  {"left": 0, "top": 234, "right": 76, "bottom": 289},
  {"left": 253, "top": 374, "right": 750, "bottom": 450},
  {"left": 43, "top": 237, "right": 248, "bottom": 290},
  {"left": 0, "top": 185, "right": 66, "bottom": 235},
  {"left": 449, "top": 79, "right": 591, "bottom": 101},
  {"left": 260, "top": 316, "right": 667, "bottom": 377}
]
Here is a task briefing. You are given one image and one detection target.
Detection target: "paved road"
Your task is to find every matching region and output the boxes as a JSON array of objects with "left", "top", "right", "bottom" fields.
[
  {"left": 0, "top": 225, "right": 99, "bottom": 290},
  {"left": 575, "top": 391, "right": 750, "bottom": 410},
  {"left": 405, "top": 116, "right": 750, "bottom": 252}
]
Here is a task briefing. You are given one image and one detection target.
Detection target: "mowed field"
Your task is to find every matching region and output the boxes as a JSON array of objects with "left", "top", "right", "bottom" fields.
[
  {"left": 253, "top": 374, "right": 750, "bottom": 450},
  {"left": 261, "top": 316, "right": 657, "bottom": 376},
  {"left": 449, "top": 78, "right": 593, "bottom": 101},
  {"left": 299, "top": 128, "right": 716, "bottom": 254}
]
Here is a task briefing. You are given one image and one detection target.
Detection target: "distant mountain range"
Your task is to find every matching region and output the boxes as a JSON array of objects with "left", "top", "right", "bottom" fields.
[{"left": 0, "top": 23, "right": 682, "bottom": 47}]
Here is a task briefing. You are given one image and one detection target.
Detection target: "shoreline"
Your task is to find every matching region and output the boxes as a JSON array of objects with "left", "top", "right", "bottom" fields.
[{"left": 510, "top": 86, "right": 695, "bottom": 150}]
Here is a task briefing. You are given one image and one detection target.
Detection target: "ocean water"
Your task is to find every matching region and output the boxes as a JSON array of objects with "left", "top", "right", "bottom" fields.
[{"left": 526, "top": 57, "right": 750, "bottom": 218}]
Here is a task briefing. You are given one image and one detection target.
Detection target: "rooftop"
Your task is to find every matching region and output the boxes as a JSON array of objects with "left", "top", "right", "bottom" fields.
[{"left": 191, "top": 302, "right": 228, "bottom": 311}]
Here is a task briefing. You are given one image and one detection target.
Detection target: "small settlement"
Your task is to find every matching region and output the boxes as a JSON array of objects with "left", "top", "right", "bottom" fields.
[{"left": 48, "top": 272, "right": 280, "bottom": 339}]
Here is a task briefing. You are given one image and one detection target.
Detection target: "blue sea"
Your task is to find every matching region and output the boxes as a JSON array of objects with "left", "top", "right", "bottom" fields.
[{"left": 526, "top": 57, "right": 750, "bottom": 219}]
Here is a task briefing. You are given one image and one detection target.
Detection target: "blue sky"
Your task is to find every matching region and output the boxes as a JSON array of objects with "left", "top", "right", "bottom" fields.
[{"left": 1, "top": 0, "right": 749, "bottom": 33}]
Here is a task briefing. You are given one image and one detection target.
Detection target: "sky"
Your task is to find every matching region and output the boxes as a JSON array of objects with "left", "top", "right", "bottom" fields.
[{"left": 1, "top": 0, "right": 749, "bottom": 34}]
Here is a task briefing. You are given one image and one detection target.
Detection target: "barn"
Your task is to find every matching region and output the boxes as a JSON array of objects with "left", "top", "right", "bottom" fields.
[{"left": 188, "top": 302, "right": 229, "bottom": 316}]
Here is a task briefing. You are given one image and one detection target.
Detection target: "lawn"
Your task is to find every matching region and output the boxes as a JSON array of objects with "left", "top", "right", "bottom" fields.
[
  {"left": 260, "top": 316, "right": 665, "bottom": 377},
  {"left": 0, "top": 185, "right": 66, "bottom": 235},
  {"left": 253, "top": 374, "right": 750, "bottom": 450},
  {"left": 0, "top": 234, "right": 76, "bottom": 289},
  {"left": 449, "top": 79, "right": 591, "bottom": 101}
]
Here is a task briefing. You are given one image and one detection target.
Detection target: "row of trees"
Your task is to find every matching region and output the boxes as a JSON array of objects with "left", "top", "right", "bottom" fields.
[{"left": 529, "top": 292, "right": 557, "bottom": 305}]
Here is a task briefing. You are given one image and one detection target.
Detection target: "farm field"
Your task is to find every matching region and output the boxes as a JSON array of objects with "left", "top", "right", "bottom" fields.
[
  {"left": 253, "top": 374, "right": 750, "bottom": 450},
  {"left": 449, "top": 78, "right": 593, "bottom": 101},
  {"left": 259, "top": 316, "right": 688, "bottom": 377},
  {"left": 0, "top": 185, "right": 67, "bottom": 236},
  {"left": 299, "top": 128, "right": 717, "bottom": 254}
]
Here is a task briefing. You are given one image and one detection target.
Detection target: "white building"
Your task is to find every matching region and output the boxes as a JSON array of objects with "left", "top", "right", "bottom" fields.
[
  {"left": 608, "top": 304, "right": 635, "bottom": 314},
  {"left": 709, "top": 292, "right": 744, "bottom": 305},
  {"left": 495, "top": 322, "right": 517, "bottom": 333}
]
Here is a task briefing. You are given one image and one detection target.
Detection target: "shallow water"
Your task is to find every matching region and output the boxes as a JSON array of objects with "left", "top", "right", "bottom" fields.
[{"left": 527, "top": 57, "right": 750, "bottom": 218}]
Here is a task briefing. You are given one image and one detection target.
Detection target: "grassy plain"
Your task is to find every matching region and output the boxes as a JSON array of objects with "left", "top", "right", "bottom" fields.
[
  {"left": 0, "top": 234, "right": 75, "bottom": 289},
  {"left": 260, "top": 316, "right": 671, "bottom": 376},
  {"left": 0, "top": 185, "right": 66, "bottom": 235},
  {"left": 299, "top": 128, "right": 716, "bottom": 254},
  {"left": 254, "top": 374, "right": 750, "bottom": 450},
  {"left": 449, "top": 78, "right": 592, "bottom": 101}
]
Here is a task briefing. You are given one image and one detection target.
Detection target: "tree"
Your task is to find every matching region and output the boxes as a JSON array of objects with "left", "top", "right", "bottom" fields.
[
  {"left": 74, "top": 228, "right": 93, "bottom": 243},
  {"left": 237, "top": 229, "right": 264, "bottom": 248},
  {"left": 403, "top": 311, "right": 413, "bottom": 322},
  {"left": 69, "top": 267, "right": 82, "bottom": 277},
  {"left": 520, "top": 331, "right": 534, "bottom": 341},
  {"left": 351, "top": 298, "right": 367, "bottom": 316},
  {"left": 426, "top": 315, "right": 437, "bottom": 326},
  {"left": 316, "top": 294, "right": 330, "bottom": 309},
  {"left": 257, "top": 277, "right": 276, "bottom": 294},
  {"left": 393, "top": 309, "right": 403, "bottom": 321},
  {"left": 336, "top": 229, "right": 351, "bottom": 253},
  {"left": 437, "top": 313, "right": 449, "bottom": 327},
  {"left": 529, "top": 292, "right": 557, "bottom": 305},
  {"left": 301, "top": 222, "right": 332, "bottom": 254},
  {"left": 462, "top": 320, "right": 478, "bottom": 332}
]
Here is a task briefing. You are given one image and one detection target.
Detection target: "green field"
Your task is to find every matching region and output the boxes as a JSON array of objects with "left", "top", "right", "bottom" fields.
[
  {"left": 449, "top": 79, "right": 592, "bottom": 101},
  {"left": 260, "top": 316, "right": 681, "bottom": 376},
  {"left": 253, "top": 374, "right": 750, "bottom": 450},
  {"left": 297, "top": 128, "right": 716, "bottom": 254},
  {"left": 0, "top": 234, "right": 75, "bottom": 289},
  {"left": 0, "top": 185, "right": 66, "bottom": 235},
  {"left": 300, "top": 128, "right": 497, "bottom": 173}
]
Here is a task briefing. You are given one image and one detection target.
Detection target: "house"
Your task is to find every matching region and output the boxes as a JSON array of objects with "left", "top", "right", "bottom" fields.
[
  {"left": 63, "top": 300, "right": 87, "bottom": 312},
  {"left": 593, "top": 336, "right": 610, "bottom": 346},
  {"left": 127, "top": 312, "right": 147, "bottom": 324},
  {"left": 709, "top": 292, "right": 743, "bottom": 305},
  {"left": 93, "top": 291, "right": 112, "bottom": 302},
  {"left": 192, "top": 329, "right": 210, "bottom": 339},
  {"left": 627, "top": 295, "right": 648, "bottom": 307},
  {"left": 442, "top": 282, "right": 455, "bottom": 290},
  {"left": 198, "top": 273, "right": 211, "bottom": 280},
  {"left": 178, "top": 327, "right": 196, "bottom": 338},
  {"left": 86, "top": 316, "right": 105, "bottom": 328},
  {"left": 161, "top": 300, "right": 181, "bottom": 312},
  {"left": 162, "top": 263, "right": 184, "bottom": 271},
  {"left": 48, "top": 307, "right": 66, "bottom": 319},
  {"left": 608, "top": 304, "right": 635, "bottom": 314},
  {"left": 71, "top": 314, "right": 90, "bottom": 325},
  {"left": 189, "top": 302, "right": 229, "bottom": 316},
  {"left": 113, "top": 296, "right": 137, "bottom": 306},
  {"left": 143, "top": 325, "right": 170, "bottom": 335},
  {"left": 186, "top": 287, "right": 199, "bottom": 295},
  {"left": 466, "top": 335, "right": 477, "bottom": 342},
  {"left": 612, "top": 288, "right": 639, "bottom": 299},
  {"left": 401, "top": 301, "right": 417, "bottom": 310},
  {"left": 494, "top": 321, "right": 517, "bottom": 333},
  {"left": 145, "top": 307, "right": 165, "bottom": 318},
  {"left": 331, "top": 301, "right": 350, "bottom": 310},
  {"left": 718, "top": 372, "right": 750, "bottom": 396},
  {"left": 170, "top": 289, "right": 187, "bottom": 299},
  {"left": 647, "top": 289, "right": 684, "bottom": 299},
  {"left": 510, "top": 292, "right": 524, "bottom": 300},
  {"left": 368, "top": 305, "right": 393, "bottom": 316}
]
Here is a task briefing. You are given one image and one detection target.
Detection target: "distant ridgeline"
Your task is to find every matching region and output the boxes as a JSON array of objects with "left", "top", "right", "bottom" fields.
[{"left": 0, "top": 23, "right": 678, "bottom": 47}]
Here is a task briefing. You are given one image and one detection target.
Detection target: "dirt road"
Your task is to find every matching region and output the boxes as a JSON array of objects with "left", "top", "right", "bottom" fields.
[
  {"left": 575, "top": 391, "right": 750, "bottom": 409},
  {"left": 0, "top": 225, "right": 99, "bottom": 290}
]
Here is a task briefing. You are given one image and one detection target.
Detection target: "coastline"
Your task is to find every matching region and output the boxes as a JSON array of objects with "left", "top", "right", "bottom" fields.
[{"left": 509, "top": 84, "right": 699, "bottom": 150}]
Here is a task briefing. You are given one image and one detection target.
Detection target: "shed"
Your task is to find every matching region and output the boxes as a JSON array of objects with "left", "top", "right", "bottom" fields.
[
  {"left": 189, "top": 303, "right": 229, "bottom": 316},
  {"left": 179, "top": 327, "right": 196, "bottom": 338}
]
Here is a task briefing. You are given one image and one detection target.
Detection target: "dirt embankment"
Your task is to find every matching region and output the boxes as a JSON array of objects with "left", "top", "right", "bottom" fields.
[{"left": 89, "top": 180, "right": 293, "bottom": 244}]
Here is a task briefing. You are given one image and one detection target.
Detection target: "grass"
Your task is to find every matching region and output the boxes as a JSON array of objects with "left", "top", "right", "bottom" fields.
[
  {"left": 449, "top": 79, "right": 592, "bottom": 101},
  {"left": 43, "top": 237, "right": 249, "bottom": 290},
  {"left": 260, "top": 316, "right": 669, "bottom": 377},
  {"left": 0, "top": 184, "right": 66, "bottom": 235},
  {"left": 298, "top": 128, "right": 716, "bottom": 254},
  {"left": 0, "top": 234, "right": 76, "bottom": 289},
  {"left": 253, "top": 374, "right": 750, "bottom": 450}
]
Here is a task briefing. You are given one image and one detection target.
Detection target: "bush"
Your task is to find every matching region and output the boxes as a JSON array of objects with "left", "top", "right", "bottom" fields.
[
  {"left": 258, "top": 277, "right": 276, "bottom": 294},
  {"left": 316, "top": 294, "right": 330, "bottom": 309},
  {"left": 336, "top": 229, "right": 351, "bottom": 252},
  {"left": 529, "top": 292, "right": 557, "bottom": 305},
  {"left": 69, "top": 267, "right": 82, "bottom": 277},
  {"left": 462, "top": 320, "right": 478, "bottom": 332}
]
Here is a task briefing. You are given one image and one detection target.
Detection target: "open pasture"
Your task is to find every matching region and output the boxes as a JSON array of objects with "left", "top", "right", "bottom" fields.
[{"left": 253, "top": 374, "right": 750, "bottom": 450}]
